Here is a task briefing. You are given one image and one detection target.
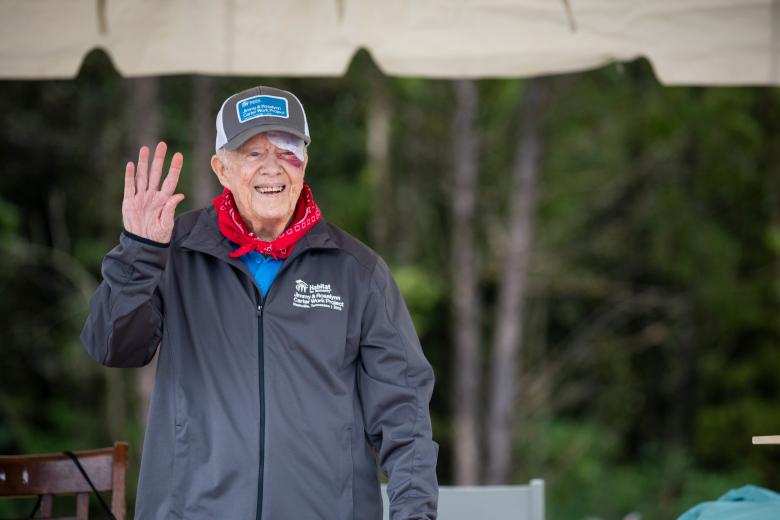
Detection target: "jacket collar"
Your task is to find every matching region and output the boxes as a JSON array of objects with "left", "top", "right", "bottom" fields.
[{"left": 179, "top": 206, "right": 337, "bottom": 263}]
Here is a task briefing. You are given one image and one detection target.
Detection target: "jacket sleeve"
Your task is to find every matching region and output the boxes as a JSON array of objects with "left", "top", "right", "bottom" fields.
[
  {"left": 358, "top": 258, "right": 439, "bottom": 520},
  {"left": 80, "top": 231, "right": 168, "bottom": 368}
]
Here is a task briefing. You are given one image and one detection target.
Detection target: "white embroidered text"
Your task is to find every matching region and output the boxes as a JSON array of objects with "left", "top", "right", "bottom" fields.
[{"left": 293, "top": 279, "right": 344, "bottom": 311}]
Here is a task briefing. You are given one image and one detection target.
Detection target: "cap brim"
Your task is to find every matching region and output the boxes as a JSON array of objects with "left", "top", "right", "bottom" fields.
[{"left": 223, "top": 125, "right": 310, "bottom": 151}]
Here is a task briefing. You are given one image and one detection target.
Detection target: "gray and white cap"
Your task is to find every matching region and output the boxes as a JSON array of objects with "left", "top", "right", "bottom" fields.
[{"left": 215, "top": 85, "right": 310, "bottom": 153}]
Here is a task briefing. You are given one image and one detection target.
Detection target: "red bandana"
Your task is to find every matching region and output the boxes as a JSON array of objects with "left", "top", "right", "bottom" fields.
[{"left": 213, "top": 182, "right": 322, "bottom": 259}]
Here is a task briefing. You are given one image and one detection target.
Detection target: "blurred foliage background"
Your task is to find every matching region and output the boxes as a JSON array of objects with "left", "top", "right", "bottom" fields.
[{"left": 1, "top": 50, "right": 780, "bottom": 519}]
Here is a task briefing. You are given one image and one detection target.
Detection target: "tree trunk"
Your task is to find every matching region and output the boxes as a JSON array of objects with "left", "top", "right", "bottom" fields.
[
  {"left": 126, "top": 77, "right": 161, "bottom": 433},
  {"left": 366, "top": 67, "right": 391, "bottom": 255},
  {"left": 485, "top": 78, "right": 548, "bottom": 484},
  {"left": 450, "top": 79, "right": 482, "bottom": 485},
  {"left": 192, "top": 76, "right": 219, "bottom": 208},
  {"left": 127, "top": 78, "right": 161, "bottom": 156}
]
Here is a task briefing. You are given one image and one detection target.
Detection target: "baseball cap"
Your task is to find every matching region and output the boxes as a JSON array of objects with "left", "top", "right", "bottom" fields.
[{"left": 215, "top": 85, "right": 310, "bottom": 152}]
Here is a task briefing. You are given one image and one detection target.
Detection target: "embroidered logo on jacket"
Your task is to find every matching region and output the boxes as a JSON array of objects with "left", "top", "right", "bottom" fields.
[{"left": 293, "top": 279, "right": 344, "bottom": 311}]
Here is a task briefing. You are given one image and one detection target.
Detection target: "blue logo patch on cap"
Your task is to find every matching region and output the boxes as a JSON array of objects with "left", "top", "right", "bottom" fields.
[{"left": 236, "top": 95, "right": 289, "bottom": 123}]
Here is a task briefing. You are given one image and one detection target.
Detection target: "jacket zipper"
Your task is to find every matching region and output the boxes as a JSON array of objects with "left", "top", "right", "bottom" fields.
[
  {"left": 249, "top": 248, "right": 324, "bottom": 520},
  {"left": 253, "top": 268, "right": 283, "bottom": 520},
  {"left": 256, "top": 295, "right": 265, "bottom": 520}
]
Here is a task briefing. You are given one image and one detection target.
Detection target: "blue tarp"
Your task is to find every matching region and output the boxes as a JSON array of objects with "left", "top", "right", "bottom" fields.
[{"left": 677, "top": 485, "right": 780, "bottom": 520}]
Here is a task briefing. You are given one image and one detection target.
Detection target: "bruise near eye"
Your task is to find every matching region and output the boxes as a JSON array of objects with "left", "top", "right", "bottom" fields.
[{"left": 279, "top": 153, "right": 303, "bottom": 168}]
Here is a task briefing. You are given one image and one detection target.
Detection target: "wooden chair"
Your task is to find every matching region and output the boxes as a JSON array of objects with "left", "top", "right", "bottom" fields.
[
  {"left": 381, "top": 479, "right": 545, "bottom": 520},
  {"left": 0, "top": 442, "right": 127, "bottom": 520}
]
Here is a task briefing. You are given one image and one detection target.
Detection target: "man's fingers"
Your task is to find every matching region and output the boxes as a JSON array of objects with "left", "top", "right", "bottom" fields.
[
  {"left": 148, "top": 141, "right": 168, "bottom": 191},
  {"left": 161, "top": 151, "right": 184, "bottom": 195},
  {"left": 124, "top": 161, "right": 136, "bottom": 199},
  {"left": 136, "top": 146, "right": 150, "bottom": 192},
  {"left": 160, "top": 193, "right": 186, "bottom": 231}
]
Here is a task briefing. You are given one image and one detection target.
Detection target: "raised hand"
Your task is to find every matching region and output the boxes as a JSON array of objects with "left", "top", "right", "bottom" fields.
[{"left": 123, "top": 141, "right": 185, "bottom": 244}]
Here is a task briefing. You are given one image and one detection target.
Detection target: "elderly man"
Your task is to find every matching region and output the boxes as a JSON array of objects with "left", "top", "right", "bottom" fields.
[{"left": 81, "top": 86, "right": 439, "bottom": 519}]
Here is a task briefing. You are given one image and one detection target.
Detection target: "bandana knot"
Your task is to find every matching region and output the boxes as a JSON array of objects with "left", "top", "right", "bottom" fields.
[{"left": 213, "top": 183, "right": 322, "bottom": 259}]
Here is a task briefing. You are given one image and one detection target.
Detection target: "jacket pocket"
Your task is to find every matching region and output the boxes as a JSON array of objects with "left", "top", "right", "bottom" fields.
[
  {"left": 170, "top": 420, "right": 189, "bottom": 518},
  {"left": 339, "top": 425, "right": 355, "bottom": 520}
]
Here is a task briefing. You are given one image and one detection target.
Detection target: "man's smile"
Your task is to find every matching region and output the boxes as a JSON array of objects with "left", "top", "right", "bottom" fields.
[{"left": 254, "top": 184, "right": 286, "bottom": 195}]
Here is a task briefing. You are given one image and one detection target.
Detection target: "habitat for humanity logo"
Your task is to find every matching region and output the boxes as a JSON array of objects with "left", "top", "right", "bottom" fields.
[
  {"left": 236, "top": 94, "right": 289, "bottom": 122},
  {"left": 293, "top": 279, "right": 344, "bottom": 311}
]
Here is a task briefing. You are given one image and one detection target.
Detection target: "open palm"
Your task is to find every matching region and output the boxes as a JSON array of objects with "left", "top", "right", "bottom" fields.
[{"left": 123, "top": 141, "right": 185, "bottom": 243}]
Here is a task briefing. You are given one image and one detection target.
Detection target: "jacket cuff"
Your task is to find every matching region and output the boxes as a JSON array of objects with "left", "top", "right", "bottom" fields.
[
  {"left": 123, "top": 230, "right": 170, "bottom": 248},
  {"left": 389, "top": 494, "right": 438, "bottom": 520},
  {"left": 116, "top": 230, "right": 171, "bottom": 273}
]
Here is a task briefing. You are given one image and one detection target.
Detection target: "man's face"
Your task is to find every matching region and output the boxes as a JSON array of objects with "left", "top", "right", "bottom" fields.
[{"left": 212, "top": 132, "right": 307, "bottom": 231}]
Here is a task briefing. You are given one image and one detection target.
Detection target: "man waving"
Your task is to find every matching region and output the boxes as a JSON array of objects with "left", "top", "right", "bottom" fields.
[{"left": 81, "top": 85, "right": 439, "bottom": 519}]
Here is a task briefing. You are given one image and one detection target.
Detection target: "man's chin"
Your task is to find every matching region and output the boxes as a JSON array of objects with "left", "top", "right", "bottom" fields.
[{"left": 249, "top": 207, "right": 294, "bottom": 226}]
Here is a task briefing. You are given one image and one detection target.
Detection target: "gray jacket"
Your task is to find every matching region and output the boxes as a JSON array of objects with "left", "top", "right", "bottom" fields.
[{"left": 81, "top": 206, "right": 439, "bottom": 519}]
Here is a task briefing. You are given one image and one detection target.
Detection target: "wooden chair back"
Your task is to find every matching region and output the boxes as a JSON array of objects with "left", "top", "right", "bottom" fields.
[{"left": 0, "top": 441, "right": 127, "bottom": 520}]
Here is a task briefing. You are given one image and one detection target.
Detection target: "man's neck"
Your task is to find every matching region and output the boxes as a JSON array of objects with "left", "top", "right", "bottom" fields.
[{"left": 249, "top": 213, "right": 295, "bottom": 242}]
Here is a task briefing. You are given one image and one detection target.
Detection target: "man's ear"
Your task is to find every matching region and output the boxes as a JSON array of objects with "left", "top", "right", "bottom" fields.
[{"left": 210, "top": 153, "right": 229, "bottom": 188}]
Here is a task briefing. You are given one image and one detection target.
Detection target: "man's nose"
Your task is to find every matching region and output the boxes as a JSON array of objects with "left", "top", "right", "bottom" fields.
[{"left": 257, "top": 152, "right": 283, "bottom": 173}]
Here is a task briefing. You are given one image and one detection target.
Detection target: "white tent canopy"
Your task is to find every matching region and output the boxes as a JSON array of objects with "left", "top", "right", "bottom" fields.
[{"left": 1, "top": 0, "right": 779, "bottom": 85}]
